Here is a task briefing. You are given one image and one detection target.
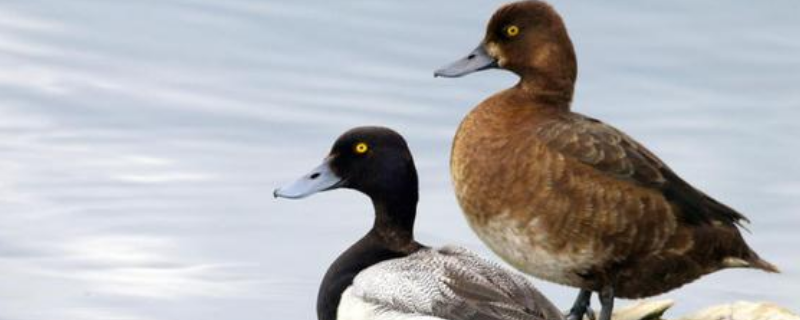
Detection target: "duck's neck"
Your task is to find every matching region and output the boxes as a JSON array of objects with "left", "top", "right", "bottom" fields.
[
  {"left": 517, "top": 75, "right": 574, "bottom": 108},
  {"left": 369, "top": 192, "right": 419, "bottom": 251},
  {"left": 517, "top": 38, "right": 577, "bottom": 109},
  {"left": 316, "top": 187, "right": 422, "bottom": 320}
]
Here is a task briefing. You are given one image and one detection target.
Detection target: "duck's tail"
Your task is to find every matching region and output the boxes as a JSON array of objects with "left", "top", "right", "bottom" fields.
[
  {"left": 722, "top": 254, "right": 779, "bottom": 273},
  {"left": 749, "top": 256, "right": 780, "bottom": 273}
]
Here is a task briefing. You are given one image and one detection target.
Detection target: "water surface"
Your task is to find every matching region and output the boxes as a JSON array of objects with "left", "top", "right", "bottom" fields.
[{"left": 0, "top": 1, "right": 798, "bottom": 319}]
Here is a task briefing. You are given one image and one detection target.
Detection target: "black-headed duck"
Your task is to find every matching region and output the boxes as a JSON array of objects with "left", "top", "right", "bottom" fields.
[
  {"left": 435, "top": 2, "right": 778, "bottom": 320},
  {"left": 274, "top": 126, "right": 564, "bottom": 320}
]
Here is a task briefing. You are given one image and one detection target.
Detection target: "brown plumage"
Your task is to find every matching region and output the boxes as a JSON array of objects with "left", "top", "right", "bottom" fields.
[{"left": 436, "top": 1, "right": 777, "bottom": 319}]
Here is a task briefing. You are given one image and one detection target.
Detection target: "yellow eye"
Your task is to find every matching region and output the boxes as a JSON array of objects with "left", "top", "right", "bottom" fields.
[
  {"left": 505, "top": 25, "right": 520, "bottom": 37},
  {"left": 354, "top": 142, "right": 369, "bottom": 154}
]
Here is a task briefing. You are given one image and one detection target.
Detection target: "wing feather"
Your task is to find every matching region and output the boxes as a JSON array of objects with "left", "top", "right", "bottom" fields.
[
  {"left": 350, "top": 246, "right": 563, "bottom": 320},
  {"left": 536, "top": 113, "right": 748, "bottom": 226}
]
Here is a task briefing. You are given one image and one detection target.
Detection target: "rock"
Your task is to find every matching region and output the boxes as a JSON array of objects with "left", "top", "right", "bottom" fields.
[
  {"left": 676, "top": 301, "right": 799, "bottom": 320},
  {"left": 607, "top": 300, "right": 799, "bottom": 320},
  {"left": 614, "top": 300, "right": 675, "bottom": 320}
]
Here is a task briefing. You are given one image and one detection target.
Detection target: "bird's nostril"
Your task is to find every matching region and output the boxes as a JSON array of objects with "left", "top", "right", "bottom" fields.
[
  {"left": 468, "top": 54, "right": 476, "bottom": 59},
  {"left": 310, "top": 173, "right": 320, "bottom": 179}
]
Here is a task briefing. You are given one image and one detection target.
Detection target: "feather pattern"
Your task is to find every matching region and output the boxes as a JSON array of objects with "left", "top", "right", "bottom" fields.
[
  {"left": 348, "top": 246, "right": 563, "bottom": 320},
  {"left": 536, "top": 113, "right": 748, "bottom": 226},
  {"left": 450, "top": 90, "right": 775, "bottom": 297}
]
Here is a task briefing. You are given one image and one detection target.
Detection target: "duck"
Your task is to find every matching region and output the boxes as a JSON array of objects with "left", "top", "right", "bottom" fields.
[
  {"left": 434, "top": 2, "right": 778, "bottom": 320},
  {"left": 274, "top": 126, "right": 564, "bottom": 320}
]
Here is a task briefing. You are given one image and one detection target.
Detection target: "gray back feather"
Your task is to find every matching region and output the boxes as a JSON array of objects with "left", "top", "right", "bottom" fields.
[{"left": 351, "top": 246, "right": 564, "bottom": 320}]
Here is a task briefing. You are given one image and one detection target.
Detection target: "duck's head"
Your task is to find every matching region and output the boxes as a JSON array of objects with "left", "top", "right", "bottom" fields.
[
  {"left": 274, "top": 126, "right": 418, "bottom": 203},
  {"left": 435, "top": 0, "right": 576, "bottom": 83}
]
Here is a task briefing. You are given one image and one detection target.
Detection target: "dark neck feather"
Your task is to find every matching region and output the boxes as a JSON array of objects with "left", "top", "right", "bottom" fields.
[
  {"left": 369, "top": 186, "right": 418, "bottom": 251},
  {"left": 316, "top": 169, "right": 421, "bottom": 320}
]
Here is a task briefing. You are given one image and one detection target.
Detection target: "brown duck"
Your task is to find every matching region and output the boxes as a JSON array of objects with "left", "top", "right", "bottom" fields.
[{"left": 434, "top": 1, "right": 778, "bottom": 320}]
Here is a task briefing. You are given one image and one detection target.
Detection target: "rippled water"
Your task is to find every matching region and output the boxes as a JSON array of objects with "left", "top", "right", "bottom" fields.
[{"left": 0, "top": 1, "right": 797, "bottom": 319}]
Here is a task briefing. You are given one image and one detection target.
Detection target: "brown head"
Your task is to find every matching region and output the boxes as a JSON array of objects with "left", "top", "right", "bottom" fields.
[{"left": 435, "top": 1, "right": 577, "bottom": 102}]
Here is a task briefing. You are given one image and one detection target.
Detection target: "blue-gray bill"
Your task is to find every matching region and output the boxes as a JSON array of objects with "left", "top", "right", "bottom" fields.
[
  {"left": 434, "top": 44, "right": 498, "bottom": 78},
  {"left": 273, "top": 158, "right": 343, "bottom": 199}
]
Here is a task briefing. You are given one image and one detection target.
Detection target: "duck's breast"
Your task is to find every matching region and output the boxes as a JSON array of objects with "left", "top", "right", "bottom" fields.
[
  {"left": 451, "top": 99, "right": 594, "bottom": 285},
  {"left": 451, "top": 97, "right": 681, "bottom": 288}
]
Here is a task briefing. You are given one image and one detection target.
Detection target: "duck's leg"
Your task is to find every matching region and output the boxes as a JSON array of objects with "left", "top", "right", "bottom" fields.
[
  {"left": 565, "top": 289, "right": 592, "bottom": 320},
  {"left": 598, "top": 285, "right": 615, "bottom": 320}
]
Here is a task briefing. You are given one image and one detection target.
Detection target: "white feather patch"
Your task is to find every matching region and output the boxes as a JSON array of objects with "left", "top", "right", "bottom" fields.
[{"left": 337, "top": 286, "right": 445, "bottom": 320}]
